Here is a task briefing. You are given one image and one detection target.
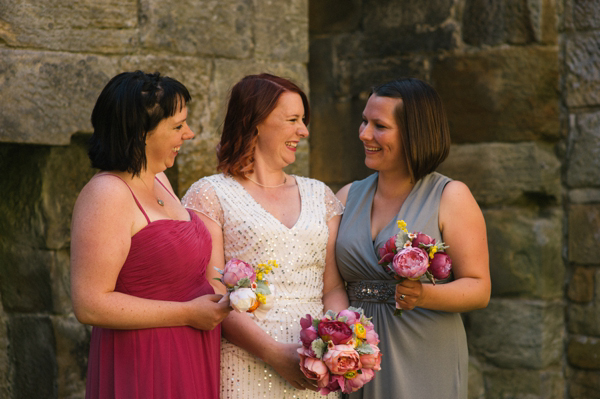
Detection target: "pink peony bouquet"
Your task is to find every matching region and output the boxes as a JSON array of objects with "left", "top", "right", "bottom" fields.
[
  {"left": 214, "top": 258, "right": 278, "bottom": 320},
  {"left": 297, "top": 307, "right": 381, "bottom": 395},
  {"left": 378, "top": 220, "right": 453, "bottom": 315}
]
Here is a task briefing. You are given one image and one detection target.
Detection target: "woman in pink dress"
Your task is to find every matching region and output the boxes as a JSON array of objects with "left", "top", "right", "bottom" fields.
[{"left": 70, "top": 71, "right": 231, "bottom": 399}]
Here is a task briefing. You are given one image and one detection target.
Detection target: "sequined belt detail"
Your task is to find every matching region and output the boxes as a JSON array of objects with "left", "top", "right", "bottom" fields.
[{"left": 347, "top": 280, "right": 396, "bottom": 304}]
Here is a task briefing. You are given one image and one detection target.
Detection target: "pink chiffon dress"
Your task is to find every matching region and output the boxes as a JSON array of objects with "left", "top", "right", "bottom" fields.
[{"left": 84, "top": 176, "right": 220, "bottom": 399}]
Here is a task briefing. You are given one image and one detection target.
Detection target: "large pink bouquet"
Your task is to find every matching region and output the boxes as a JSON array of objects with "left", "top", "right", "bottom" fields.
[
  {"left": 214, "top": 258, "right": 278, "bottom": 320},
  {"left": 297, "top": 307, "right": 381, "bottom": 395},
  {"left": 378, "top": 220, "right": 453, "bottom": 315}
]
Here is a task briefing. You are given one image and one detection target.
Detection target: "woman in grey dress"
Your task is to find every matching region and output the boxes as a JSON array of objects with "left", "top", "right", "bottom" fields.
[{"left": 335, "top": 78, "right": 491, "bottom": 398}]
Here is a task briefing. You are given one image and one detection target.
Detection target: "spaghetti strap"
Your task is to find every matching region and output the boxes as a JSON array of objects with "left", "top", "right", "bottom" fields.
[
  {"left": 93, "top": 173, "right": 151, "bottom": 224},
  {"left": 155, "top": 177, "right": 178, "bottom": 201}
]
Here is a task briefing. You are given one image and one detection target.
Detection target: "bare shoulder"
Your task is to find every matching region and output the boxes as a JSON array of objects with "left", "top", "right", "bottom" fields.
[
  {"left": 73, "top": 174, "right": 135, "bottom": 225},
  {"left": 335, "top": 183, "right": 353, "bottom": 206},
  {"left": 441, "top": 180, "right": 473, "bottom": 204},
  {"left": 439, "top": 179, "right": 484, "bottom": 228},
  {"left": 156, "top": 172, "right": 175, "bottom": 192}
]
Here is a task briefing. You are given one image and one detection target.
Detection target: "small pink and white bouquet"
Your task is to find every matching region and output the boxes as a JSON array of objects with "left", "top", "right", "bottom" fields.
[
  {"left": 378, "top": 220, "right": 453, "bottom": 315},
  {"left": 297, "top": 307, "right": 381, "bottom": 395},
  {"left": 215, "top": 258, "right": 278, "bottom": 320}
]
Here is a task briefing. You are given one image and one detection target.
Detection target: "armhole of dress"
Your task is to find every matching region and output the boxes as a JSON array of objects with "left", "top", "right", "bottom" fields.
[{"left": 93, "top": 173, "right": 151, "bottom": 224}]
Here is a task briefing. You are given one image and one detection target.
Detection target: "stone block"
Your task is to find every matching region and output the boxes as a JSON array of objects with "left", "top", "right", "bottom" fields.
[
  {"left": 53, "top": 316, "right": 90, "bottom": 399},
  {"left": 468, "top": 299, "right": 564, "bottom": 368},
  {"left": 567, "top": 111, "right": 600, "bottom": 187},
  {"left": 0, "top": 50, "right": 119, "bottom": 145},
  {"left": 309, "top": 0, "right": 362, "bottom": 33},
  {"left": 482, "top": 367, "right": 565, "bottom": 399},
  {"left": 568, "top": 204, "right": 600, "bottom": 265},
  {"left": 569, "top": 369, "right": 600, "bottom": 399},
  {"left": 254, "top": 0, "right": 309, "bottom": 62},
  {"left": 572, "top": 0, "right": 600, "bottom": 30},
  {"left": 0, "top": 294, "right": 12, "bottom": 398},
  {"left": 0, "top": 243, "right": 54, "bottom": 313},
  {"left": 462, "top": 0, "right": 558, "bottom": 45},
  {"left": 568, "top": 335, "right": 600, "bottom": 369},
  {"left": 0, "top": 0, "right": 138, "bottom": 53},
  {"left": 139, "top": 0, "right": 253, "bottom": 58},
  {"left": 568, "top": 270, "right": 600, "bottom": 335},
  {"left": 468, "top": 357, "right": 485, "bottom": 399},
  {"left": 569, "top": 188, "right": 600, "bottom": 204},
  {"left": 565, "top": 32, "right": 600, "bottom": 107},
  {"left": 483, "top": 207, "right": 564, "bottom": 299},
  {"left": 568, "top": 267, "right": 595, "bottom": 303},
  {"left": 308, "top": 37, "right": 337, "bottom": 101},
  {"left": 8, "top": 315, "right": 57, "bottom": 398},
  {"left": 361, "top": 0, "right": 456, "bottom": 56},
  {"left": 437, "top": 142, "right": 562, "bottom": 207},
  {"left": 431, "top": 47, "right": 560, "bottom": 143}
]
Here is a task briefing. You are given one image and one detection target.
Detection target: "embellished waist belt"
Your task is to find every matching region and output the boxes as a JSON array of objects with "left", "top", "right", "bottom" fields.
[{"left": 347, "top": 280, "right": 396, "bottom": 304}]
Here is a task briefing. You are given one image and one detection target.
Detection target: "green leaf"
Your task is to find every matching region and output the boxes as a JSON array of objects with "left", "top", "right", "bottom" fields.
[
  {"left": 312, "top": 338, "right": 327, "bottom": 359},
  {"left": 355, "top": 342, "right": 375, "bottom": 355}
]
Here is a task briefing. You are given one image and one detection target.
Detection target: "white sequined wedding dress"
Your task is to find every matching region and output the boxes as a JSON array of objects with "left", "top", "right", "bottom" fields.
[{"left": 182, "top": 173, "right": 343, "bottom": 399}]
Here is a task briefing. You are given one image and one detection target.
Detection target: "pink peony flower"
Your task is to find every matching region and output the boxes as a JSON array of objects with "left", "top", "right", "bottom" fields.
[
  {"left": 364, "top": 328, "right": 380, "bottom": 345},
  {"left": 300, "top": 326, "right": 319, "bottom": 348},
  {"left": 412, "top": 232, "right": 436, "bottom": 248},
  {"left": 391, "top": 247, "right": 430, "bottom": 279},
  {"left": 430, "top": 252, "right": 452, "bottom": 280},
  {"left": 359, "top": 346, "right": 382, "bottom": 371},
  {"left": 344, "top": 368, "right": 375, "bottom": 393},
  {"left": 222, "top": 258, "right": 256, "bottom": 288},
  {"left": 378, "top": 235, "right": 397, "bottom": 264},
  {"left": 319, "top": 375, "right": 344, "bottom": 395},
  {"left": 298, "top": 349, "right": 330, "bottom": 388},
  {"left": 322, "top": 344, "right": 361, "bottom": 375},
  {"left": 337, "top": 309, "right": 360, "bottom": 325},
  {"left": 318, "top": 321, "right": 353, "bottom": 345}
]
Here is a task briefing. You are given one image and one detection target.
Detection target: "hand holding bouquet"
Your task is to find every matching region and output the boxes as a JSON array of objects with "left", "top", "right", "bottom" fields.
[
  {"left": 214, "top": 258, "right": 278, "bottom": 320},
  {"left": 297, "top": 307, "right": 381, "bottom": 395},
  {"left": 378, "top": 220, "right": 453, "bottom": 315}
]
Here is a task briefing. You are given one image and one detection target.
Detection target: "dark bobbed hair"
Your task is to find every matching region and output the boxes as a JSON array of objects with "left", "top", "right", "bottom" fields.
[
  {"left": 88, "top": 70, "right": 191, "bottom": 175},
  {"left": 216, "top": 73, "right": 310, "bottom": 178},
  {"left": 372, "top": 77, "right": 450, "bottom": 182}
]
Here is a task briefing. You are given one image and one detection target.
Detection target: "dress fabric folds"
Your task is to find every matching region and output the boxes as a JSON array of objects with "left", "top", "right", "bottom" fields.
[
  {"left": 85, "top": 205, "right": 220, "bottom": 399},
  {"left": 336, "top": 172, "right": 468, "bottom": 399}
]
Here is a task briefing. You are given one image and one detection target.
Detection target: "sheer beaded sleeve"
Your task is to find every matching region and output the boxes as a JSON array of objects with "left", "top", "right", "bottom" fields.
[
  {"left": 324, "top": 184, "right": 344, "bottom": 221},
  {"left": 181, "top": 178, "right": 224, "bottom": 227}
]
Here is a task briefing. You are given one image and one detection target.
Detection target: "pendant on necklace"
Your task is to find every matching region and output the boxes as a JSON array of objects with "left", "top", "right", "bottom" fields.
[{"left": 157, "top": 199, "right": 165, "bottom": 206}]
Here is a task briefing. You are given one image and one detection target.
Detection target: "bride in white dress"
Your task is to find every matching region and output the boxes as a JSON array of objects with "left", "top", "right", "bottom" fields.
[{"left": 182, "top": 73, "right": 348, "bottom": 399}]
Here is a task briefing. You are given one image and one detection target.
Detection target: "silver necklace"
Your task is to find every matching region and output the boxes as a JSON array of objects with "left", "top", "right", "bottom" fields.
[
  {"left": 245, "top": 174, "right": 287, "bottom": 188},
  {"left": 141, "top": 177, "right": 165, "bottom": 206}
]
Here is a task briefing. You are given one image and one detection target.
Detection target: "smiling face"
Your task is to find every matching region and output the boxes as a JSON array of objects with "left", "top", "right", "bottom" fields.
[
  {"left": 359, "top": 94, "right": 408, "bottom": 175},
  {"left": 253, "top": 91, "right": 308, "bottom": 170},
  {"left": 144, "top": 102, "right": 195, "bottom": 173}
]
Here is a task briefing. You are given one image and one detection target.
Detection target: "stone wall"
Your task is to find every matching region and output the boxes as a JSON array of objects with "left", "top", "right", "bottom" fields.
[
  {"left": 0, "top": 1, "right": 309, "bottom": 398},
  {"left": 308, "top": 0, "right": 596, "bottom": 398}
]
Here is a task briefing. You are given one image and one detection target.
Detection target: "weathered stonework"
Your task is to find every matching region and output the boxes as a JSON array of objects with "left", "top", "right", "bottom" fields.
[
  {"left": 568, "top": 266, "right": 595, "bottom": 303},
  {"left": 568, "top": 204, "right": 600, "bottom": 265},
  {"left": 567, "top": 110, "right": 600, "bottom": 187},
  {"left": 565, "top": 32, "right": 600, "bottom": 108},
  {"left": 482, "top": 367, "right": 565, "bottom": 399},
  {"left": 568, "top": 335, "right": 600, "bottom": 369}
]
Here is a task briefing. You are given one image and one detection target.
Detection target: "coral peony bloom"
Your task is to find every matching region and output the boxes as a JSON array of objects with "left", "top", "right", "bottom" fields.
[
  {"left": 298, "top": 349, "right": 330, "bottom": 388},
  {"left": 229, "top": 288, "right": 257, "bottom": 312},
  {"left": 391, "top": 247, "right": 430, "bottom": 279},
  {"left": 344, "top": 368, "right": 375, "bottom": 393},
  {"left": 222, "top": 258, "right": 256, "bottom": 288},
  {"left": 364, "top": 328, "right": 380, "bottom": 345},
  {"left": 319, "top": 375, "right": 344, "bottom": 395},
  {"left": 430, "top": 252, "right": 452, "bottom": 280},
  {"left": 318, "top": 321, "right": 353, "bottom": 345},
  {"left": 322, "top": 344, "right": 361, "bottom": 375},
  {"left": 412, "top": 232, "right": 436, "bottom": 248},
  {"left": 359, "top": 346, "right": 382, "bottom": 371}
]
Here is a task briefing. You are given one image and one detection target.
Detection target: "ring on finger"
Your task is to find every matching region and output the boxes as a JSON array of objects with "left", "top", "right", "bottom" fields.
[{"left": 399, "top": 294, "right": 406, "bottom": 300}]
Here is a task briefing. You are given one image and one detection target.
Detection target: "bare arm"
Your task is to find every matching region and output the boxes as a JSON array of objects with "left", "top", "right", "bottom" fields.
[
  {"left": 395, "top": 180, "right": 491, "bottom": 313},
  {"left": 322, "top": 214, "right": 349, "bottom": 313},
  {"left": 70, "top": 177, "right": 230, "bottom": 331}
]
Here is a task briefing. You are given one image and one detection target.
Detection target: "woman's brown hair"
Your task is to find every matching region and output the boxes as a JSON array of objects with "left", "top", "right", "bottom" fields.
[
  {"left": 217, "top": 73, "right": 310, "bottom": 178},
  {"left": 372, "top": 78, "right": 451, "bottom": 182}
]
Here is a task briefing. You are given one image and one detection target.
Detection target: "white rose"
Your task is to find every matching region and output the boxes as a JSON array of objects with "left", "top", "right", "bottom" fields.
[{"left": 230, "top": 288, "right": 257, "bottom": 313}]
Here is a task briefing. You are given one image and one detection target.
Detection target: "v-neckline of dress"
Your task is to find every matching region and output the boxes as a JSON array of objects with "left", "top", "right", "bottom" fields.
[{"left": 229, "top": 174, "right": 304, "bottom": 230}]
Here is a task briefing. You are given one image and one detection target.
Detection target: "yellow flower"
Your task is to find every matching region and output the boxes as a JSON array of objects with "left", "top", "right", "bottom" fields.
[
  {"left": 256, "top": 272, "right": 264, "bottom": 281},
  {"left": 397, "top": 220, "right": 408, "bottom": 233},
  {"left": 355, "top": 323, "right": 366, "bottom": 340},
  {"left": 256, "top": 293, "right": 266, "bottom": 304},
  {"left": 429, "top": 245, "right": 438, "bottom": 259},
  {"left": 344, "top": 370, "right": 358, "bottom": 379}
]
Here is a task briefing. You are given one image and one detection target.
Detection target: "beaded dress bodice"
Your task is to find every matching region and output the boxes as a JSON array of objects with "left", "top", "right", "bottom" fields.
[{"left": 182, "top": 173, "right": 343, "bottom": 399}]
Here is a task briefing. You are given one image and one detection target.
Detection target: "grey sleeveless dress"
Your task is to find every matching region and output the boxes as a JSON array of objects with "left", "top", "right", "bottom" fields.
[{"left": 336, "top": 172, "right": 468, "bottom": 399}]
